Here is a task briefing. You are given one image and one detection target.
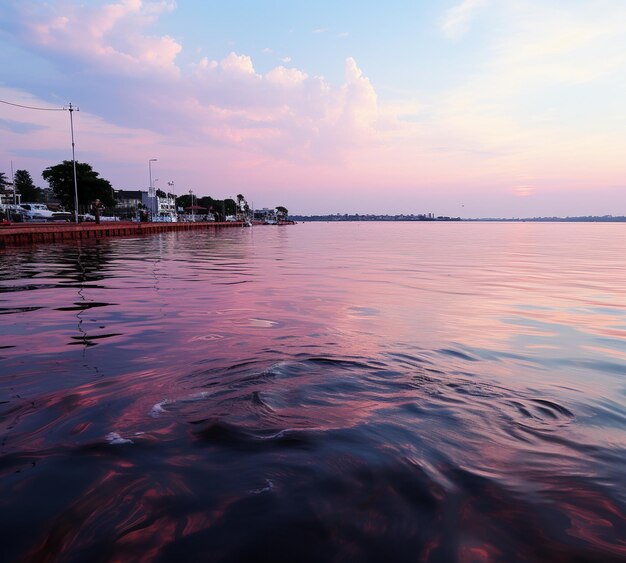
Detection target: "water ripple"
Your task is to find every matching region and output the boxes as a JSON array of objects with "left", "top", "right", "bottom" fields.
[{"left": 1, "top": 224, "right": 626, "bottom": 561}]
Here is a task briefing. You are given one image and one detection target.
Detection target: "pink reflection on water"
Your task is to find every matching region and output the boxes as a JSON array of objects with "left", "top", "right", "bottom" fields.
[{"left": 2, "top": 223, "right": 626, "bottom": 560}]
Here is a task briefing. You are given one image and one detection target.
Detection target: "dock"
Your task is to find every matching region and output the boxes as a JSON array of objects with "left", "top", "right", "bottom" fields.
[{"left": 0, "top": 221, "right": 247, "bottom": 248}]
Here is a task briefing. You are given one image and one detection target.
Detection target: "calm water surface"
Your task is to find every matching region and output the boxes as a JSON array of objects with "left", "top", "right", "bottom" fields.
[{"left": 1, "top": 222, "right": 625, "bottom": 562}]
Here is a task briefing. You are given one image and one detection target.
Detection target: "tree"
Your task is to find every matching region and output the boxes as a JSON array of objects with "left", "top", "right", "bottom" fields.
[
  {"left": 0, "top": 172, "right": 10, "bottom": 189},
  {"left": 42, "top": 161, "right": 115, "bottom": 211},
  {"left": 175, "top": 194, "right": 192, "bottom": 209},
  {"left": 199, "top": 196, "right": 222, "bottom": 213},
  {"left": 276, "top": 206, "right": 288, "bottom": 218},
  {"left": 14, "top": 170, "right": 41, "bottom": 202},
  {"left": 223, "top": 198, "right": 236, "bottom": 216}
]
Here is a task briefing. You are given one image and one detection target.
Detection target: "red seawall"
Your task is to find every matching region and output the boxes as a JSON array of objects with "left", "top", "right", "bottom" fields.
[{"left": 0, "top": 221, "right": 246, "bottom": 248}]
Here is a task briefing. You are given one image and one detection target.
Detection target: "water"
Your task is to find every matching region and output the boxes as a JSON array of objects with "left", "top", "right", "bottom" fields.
[{"left": 1, "top": 222, "right": 625, "bottom": 562}]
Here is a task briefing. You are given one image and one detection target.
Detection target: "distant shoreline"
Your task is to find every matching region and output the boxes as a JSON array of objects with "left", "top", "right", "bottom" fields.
[{"left": 291, "top": 215, "right": 626, "bottom": 223}]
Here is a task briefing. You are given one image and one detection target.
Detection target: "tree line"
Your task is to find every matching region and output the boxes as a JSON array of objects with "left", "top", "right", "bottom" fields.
[
  {"left": 1, "top": 161, "right": 287, "bottom": 218},
  {"left": 0, "top": 169, "right": 45, "bottom": 203},
  {"left": 1, "top": 161, "right": 115, "bottom": 209}
]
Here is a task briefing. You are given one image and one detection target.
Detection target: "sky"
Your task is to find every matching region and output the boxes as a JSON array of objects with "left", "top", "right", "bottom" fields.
[{"left": 1, "top": 0, "right": 625, "bottom": 217}]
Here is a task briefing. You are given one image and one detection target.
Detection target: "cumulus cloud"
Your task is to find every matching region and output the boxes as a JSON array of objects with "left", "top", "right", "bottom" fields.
[
  {"left": 339, "top": 58, "right": 378, "bottom": 134},
  {"left": 2, "top": 1, "right": 388, "bottom": 167},
  {"left": 180, "top": 52, "right": 382, "bottom": 162},
  {"left": 17, "top": 0, "right": 181, "bottom": 75},
  {"left": 265, "top": 66, "right": 307, "bottom": 85},
  {"left": 220, "top": 52, "right": 257, "bottom": 75}
]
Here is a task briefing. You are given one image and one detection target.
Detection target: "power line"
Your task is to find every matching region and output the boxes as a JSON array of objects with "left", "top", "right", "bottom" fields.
[
  {"left": 0, "top": 99, "right": 65, "bottom": 111},
  {"left": 2, "top": 97, "right": 81, "bottom": 224}
]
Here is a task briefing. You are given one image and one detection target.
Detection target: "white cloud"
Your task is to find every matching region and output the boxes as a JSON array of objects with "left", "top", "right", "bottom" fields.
[
  {"left": 220, "top": 52, "right": 257, "bottom": 75},
  {"left": 4, "top": 0, "right": 387, "bottom": 165},
  {"left": 19, "top": 0, "right": 181, "bottom": 75},
  {"left": 265, "top": 66, "right": 307, "bottom": 85},
  {"left": 442, "top": 0, "right": 488, "bottom": 39},
  {"left": 339, "top": 57, "right": 378, "bottom": 134}
]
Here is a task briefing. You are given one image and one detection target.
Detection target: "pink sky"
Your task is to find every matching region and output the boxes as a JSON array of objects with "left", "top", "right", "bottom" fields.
[{"left": 1, "top": 0, "right": 625, "bottom": 216}]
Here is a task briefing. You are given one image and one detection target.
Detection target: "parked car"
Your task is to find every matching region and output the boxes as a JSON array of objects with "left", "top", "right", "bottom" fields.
[
  {"left": 20, "top": 203, "right": 55, "bottom": 221},
  {"left": 51, "top": 211, "right": 72, "bottom": 221}
]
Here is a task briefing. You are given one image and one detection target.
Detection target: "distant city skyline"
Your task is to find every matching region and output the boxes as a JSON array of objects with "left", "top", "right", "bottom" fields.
[{"left": 1, "top": 0, "right": 625, "bottom": 217}]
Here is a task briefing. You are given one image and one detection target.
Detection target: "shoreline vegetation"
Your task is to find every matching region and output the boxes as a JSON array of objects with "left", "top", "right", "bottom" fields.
[
  {"left": 0, "top": 162, "right": 289, "bottom": 224},
  {"left": 291, "top": 214, "right": 626, "bottom": 222}
]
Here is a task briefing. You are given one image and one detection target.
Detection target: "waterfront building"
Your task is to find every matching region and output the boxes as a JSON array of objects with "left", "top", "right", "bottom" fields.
[
  {"left": 116, "top": 189, "right": 144, "bottom": 209},
  {"left": 253, "top": 207, "right": 277, "bottom": 223},
  {"left": 0, "top": 184, "right": 20, "bottom": 206}
]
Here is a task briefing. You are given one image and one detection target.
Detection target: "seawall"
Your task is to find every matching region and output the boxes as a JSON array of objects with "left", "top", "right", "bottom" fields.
[{"left": 0, "top": 221, "right": 246, "bottom": 248}]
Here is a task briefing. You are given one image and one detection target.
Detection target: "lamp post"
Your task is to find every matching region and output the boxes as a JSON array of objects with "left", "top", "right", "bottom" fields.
[
  {"left": 148, "top": 159, "right": 157, "bottom": 221},
  {"left": 168, "top": 181, "right": 175, "bottom": 220},
  {"left": 154, "top": 178, "right": 160, "bottom": 218}
]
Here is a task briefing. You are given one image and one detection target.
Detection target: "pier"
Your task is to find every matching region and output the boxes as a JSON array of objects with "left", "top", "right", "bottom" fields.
[{"left": 0, "top": 221, "right": 246, "bottom": 248}]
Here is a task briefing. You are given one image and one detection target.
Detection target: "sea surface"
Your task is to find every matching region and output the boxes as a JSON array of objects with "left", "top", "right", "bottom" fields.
[{"left": 1, "top": 222, "right": 625, "bottom": 562}]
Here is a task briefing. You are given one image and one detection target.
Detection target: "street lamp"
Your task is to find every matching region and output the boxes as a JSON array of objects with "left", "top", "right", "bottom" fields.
[
  {"left": 154, "top": 179, "right": 161, "bottom": 217},
  {"left": 168, "top": 181, "right": 175, "bottom": 219},
  {"left": 148, "top": 159, "right": 157, "bottom": 220}
]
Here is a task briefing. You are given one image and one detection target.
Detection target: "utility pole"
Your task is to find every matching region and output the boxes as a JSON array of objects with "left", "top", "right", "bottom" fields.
[
  {"left": 0, "top": 99, "right": 76, "bottom": 216},
  {"left": 148, "top": 159, "right": 157, "bottom": 221},
  {"left": 11, "top": 160, "right": 15, "bottom": 205},
  {"left": 68, "top": 103, "right": 79, "bottom": 223}
]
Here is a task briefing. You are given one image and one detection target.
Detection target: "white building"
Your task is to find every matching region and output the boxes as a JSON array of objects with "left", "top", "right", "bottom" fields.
[
  {"left": 141, "top": 191, "right": 177, "bottom": 221},
  {"left": 0, "top": 185, "right": 20, "bottom": 205}
]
